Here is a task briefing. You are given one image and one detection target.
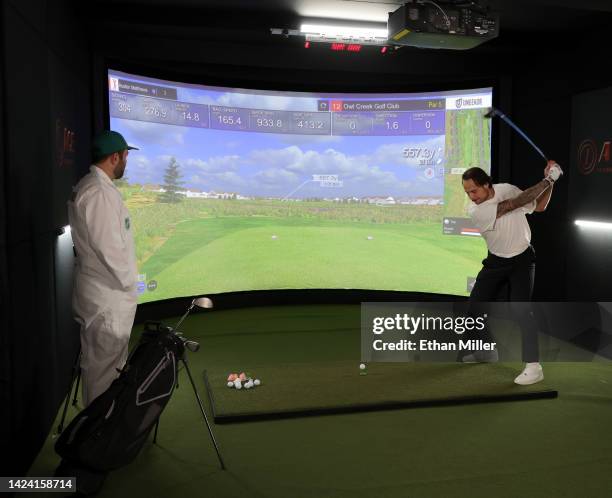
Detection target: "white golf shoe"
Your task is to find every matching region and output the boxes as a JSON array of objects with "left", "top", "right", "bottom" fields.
[{"left": 514, "top": 362, "right": 544, "bottom": 385}]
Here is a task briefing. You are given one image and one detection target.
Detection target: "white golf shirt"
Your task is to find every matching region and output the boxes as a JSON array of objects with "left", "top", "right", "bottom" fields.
[{"left": 468, "top": 183, "right": 536, "bottom": 258}]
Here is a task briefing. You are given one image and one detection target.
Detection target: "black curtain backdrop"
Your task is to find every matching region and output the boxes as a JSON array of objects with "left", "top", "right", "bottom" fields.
[
  {"left": 507, "top": 72, "right": 572, "bottom": 301},
  {"left": 508, "top": 35, "right": 612, "bottom": 300},
  {"left": 567, "top": 86, "right": 612, "bottom": 299},
  {"left": 1, "top": 0, "right": 90, "bottom": 476},
  {"left": 0, "top": 0, "right": 10, "bottom": 472}
]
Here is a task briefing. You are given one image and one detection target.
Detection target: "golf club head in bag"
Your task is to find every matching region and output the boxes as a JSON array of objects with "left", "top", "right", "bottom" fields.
[
  {"left": 194, "top": 297, "right": 213, "bottom": 309},
  {"left": 173, "top": 296, "right": 214, "bottom": 333}
]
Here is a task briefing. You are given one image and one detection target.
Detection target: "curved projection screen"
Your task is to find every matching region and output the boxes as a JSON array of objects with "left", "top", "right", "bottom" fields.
[{"left": 108, "top": 70, "right": 492, "bottom": 303}]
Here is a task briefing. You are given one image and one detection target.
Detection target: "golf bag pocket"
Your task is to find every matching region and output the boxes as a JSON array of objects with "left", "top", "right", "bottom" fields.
[{"left": 136, "top": 352, "right": 176, "bottom": 406}]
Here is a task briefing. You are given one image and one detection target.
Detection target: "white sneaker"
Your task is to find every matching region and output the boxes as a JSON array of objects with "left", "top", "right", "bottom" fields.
[
  {"left": 461, "top": 349, "right": 499, "bottom": 363},
  {"left": 514, "top": 363, "right": 544, "bottom": 385}
]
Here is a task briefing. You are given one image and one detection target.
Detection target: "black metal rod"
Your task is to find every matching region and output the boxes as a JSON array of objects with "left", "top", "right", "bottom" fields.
[
  {"left": 153, "top": 418, "right": 160, "bottom": 444},
  {"left": 72, "top": 369, "right": 81, "bottom": 406},
  {"left": 57, "top": 348, "right": 81, "bottom": 434},
  {"left": 181, "top": 357, "right": 226, "bottom": 470}
]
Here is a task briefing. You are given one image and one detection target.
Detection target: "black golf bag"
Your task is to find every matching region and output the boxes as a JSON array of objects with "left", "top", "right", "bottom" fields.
[{"left": 55, "top": 321, "right": 183, "bottom": 474}]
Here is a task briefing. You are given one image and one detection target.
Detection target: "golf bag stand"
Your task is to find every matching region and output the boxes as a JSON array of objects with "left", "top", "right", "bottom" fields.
[
  {"left": 56, "top": 346, "right": 82, "bottom": 435},
  {"left": 153, "top": 335, "right": 226, "bottom": 470}
]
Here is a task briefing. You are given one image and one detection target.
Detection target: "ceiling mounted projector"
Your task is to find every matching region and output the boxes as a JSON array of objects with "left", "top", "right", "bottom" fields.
[{"left": 388, "top": 1, "right": 499, "bottom": 50}]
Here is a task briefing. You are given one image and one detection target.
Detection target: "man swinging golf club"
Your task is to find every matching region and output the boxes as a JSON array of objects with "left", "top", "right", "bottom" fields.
[{"left": 461, "top": 160, "right": 562, "bottom": 385}]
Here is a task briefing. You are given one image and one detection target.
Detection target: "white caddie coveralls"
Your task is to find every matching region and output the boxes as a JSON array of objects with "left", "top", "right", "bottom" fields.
[{"left": 68, "top": 165, "right": 138, "bottom": 406}]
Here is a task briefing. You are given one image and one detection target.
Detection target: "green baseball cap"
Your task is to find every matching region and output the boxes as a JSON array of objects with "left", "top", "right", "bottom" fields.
[{"left": 92, "top": 130, "right": 139, "bottom": 162}]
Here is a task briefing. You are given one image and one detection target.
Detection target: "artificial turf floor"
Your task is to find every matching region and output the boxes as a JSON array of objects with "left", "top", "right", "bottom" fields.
[
  {"left": 26, "top": 305, "right": 612, "bottom": 498},
  {"left": 205, "top": 361, "right": 556, "bottom": 422}
]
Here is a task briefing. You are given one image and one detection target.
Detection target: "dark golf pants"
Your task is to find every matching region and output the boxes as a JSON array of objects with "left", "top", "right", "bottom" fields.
[{"left": 468, "top": 246, "right": 539, "bottom": 362}]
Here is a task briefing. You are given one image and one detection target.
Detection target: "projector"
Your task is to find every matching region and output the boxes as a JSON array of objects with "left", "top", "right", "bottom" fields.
[{"left": 388, "top": 1, "right": 499, "bottom": 50}]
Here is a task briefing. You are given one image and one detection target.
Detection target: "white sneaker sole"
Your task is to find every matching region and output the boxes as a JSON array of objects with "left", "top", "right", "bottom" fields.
[{"left": 514, "top": 372, "right": 544, "bottom": 385}]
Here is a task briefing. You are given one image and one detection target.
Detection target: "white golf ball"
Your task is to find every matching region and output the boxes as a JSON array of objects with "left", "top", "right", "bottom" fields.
[
  {"left": 271, "top": 235, "right": 278, "bottom": 239},
  {"left": 359, "top": 363, "right": 366, "bottom": 370},
  {"left": 227, "top": 381, "right": 234, "bottom": 388},
  {"left": 367, "top": 236, "right": 373, "bottom": 240},
  {"left": 253, "top": 379, "right": 261, "bottom": 386}
]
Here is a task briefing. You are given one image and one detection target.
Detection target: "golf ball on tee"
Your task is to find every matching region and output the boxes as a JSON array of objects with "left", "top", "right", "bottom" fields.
[{"left": 359, "top": 363, "right": 366, "bottom": 370}]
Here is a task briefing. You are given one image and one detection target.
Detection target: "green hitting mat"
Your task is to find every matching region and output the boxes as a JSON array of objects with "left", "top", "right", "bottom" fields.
[{"left": 204, "top": 361, "right": 557, "bottom": 423}]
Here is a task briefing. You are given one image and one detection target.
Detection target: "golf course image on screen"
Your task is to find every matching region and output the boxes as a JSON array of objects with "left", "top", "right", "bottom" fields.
[{"left": 107, "top": 70, "right": 492, "bottom": 303}]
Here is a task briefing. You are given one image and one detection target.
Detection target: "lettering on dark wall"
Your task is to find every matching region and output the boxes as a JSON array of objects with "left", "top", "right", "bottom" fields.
[
  {"left": 55, "top": 118, "right": 76, "bottom": 168},
  {"left": 578, "top": 139, "right": 612, "bottom": 175}
]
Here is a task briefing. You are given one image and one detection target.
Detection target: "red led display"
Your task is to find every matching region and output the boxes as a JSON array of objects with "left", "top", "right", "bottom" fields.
[{"left": 329, "top": 43, "right": 362, "bottom": 52}]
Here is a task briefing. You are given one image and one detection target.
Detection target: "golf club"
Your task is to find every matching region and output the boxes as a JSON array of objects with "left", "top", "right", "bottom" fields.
[
  {"left": 484, "top": 107, "right": 548, "bottom": 162},
  {"left": 173, "top": 296, "right": 213, "bottom": 333}
]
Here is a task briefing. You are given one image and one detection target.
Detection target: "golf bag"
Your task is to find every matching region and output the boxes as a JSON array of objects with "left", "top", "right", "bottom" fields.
[{"left": 55, "top": 321, "right": 183, "bottom": 472}]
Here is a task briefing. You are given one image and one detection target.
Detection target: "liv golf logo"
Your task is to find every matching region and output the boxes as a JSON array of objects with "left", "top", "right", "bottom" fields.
[{"left": 578, "top": 139, "right": 612, "bottom": 175}]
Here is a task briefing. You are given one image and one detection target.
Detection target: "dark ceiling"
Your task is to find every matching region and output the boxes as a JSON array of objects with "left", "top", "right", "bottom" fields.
[
  {"left": 89, "top": 0, "right": 612, "bottom": 36},
  {"left": 82, "top": 0, "right": 612, "bottom": 84}
]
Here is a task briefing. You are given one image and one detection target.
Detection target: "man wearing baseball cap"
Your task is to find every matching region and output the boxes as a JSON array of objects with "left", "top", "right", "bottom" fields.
[{"left": 67, "top": 130, "right": 140, "bottom": 406}]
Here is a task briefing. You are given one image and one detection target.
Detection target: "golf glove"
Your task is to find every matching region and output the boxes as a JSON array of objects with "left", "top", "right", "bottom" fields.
[{"left": 546, "top": 163, "right": 563, "bottom": 182}]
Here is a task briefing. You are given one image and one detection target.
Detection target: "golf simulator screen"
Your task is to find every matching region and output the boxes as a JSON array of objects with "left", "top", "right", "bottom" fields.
[{"left": 107, "top": 70, "right": 492, "bottom": 303}]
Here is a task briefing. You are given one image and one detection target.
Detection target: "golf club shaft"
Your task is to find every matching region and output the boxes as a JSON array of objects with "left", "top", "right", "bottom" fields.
[
  {"left": 491, "top": 108, "right": 548, "bottom": 162},
  {"left": 173, "top": 304, "right": 194, "bottom": 332}
]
